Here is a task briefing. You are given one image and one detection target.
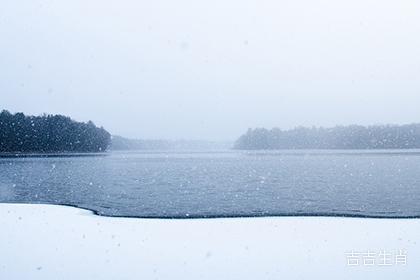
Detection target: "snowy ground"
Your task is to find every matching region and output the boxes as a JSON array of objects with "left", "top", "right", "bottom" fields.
[{"left": 0, "top": 203, "right": 419, "bottom": 279}]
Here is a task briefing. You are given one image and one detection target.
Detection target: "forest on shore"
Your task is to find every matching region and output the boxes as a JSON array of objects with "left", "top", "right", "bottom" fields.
[
  {"left": 234, "top": 124, "right": 420, "bottom": 150},
  {"left": 0, "top": 110, "right": 111, "bottom": 153},
  {"left": 3, "top": 109, "right": 420, "bottom": 153}
]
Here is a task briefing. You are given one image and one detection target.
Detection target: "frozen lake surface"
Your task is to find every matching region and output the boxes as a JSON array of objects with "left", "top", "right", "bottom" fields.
[
  {"left": 1, "top": 150, "right": 420, "bottom": 218},
  {"left": 1, "top": 203, "right": 419, "bottom": 280}
]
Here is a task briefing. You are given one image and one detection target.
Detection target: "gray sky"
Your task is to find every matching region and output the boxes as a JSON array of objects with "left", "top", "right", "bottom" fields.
[{"left": 1, "top": 0, "right": 420, "bottom": 140}]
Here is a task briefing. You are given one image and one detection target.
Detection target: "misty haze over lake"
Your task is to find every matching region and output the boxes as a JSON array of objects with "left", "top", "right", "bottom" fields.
[{"left": 2, "top": 0, "right": 420, "bottom": 141}]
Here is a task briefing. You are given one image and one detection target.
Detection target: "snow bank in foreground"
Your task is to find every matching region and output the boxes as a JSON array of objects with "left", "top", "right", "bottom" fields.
[{"left": 0, "top": 203, "right": 419, "bottom": 280}]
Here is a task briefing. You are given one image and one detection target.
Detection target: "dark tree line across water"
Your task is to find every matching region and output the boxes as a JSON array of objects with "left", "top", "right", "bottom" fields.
[
  {"left": 234, "top": 124, "right": 420, "bottom": 150},
  {"left": 0, "top": 110, "right": 111, "bottom": 153}
]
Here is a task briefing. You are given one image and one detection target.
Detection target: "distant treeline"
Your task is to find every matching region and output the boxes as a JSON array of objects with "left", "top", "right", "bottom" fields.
[
  {"left": 111, "top": 135, "right": 232, "bottom": 151},
  {"left": 234, "top": 124, "right": 420, "bottom": 150},
  {"left": 110, "top": 135, "right": 171, "bottom": 150},
  {"left": 0, "top": 110, "right": 111, "bottom": 153}
]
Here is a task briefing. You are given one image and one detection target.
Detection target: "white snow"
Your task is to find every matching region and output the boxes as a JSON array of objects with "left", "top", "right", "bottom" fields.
[{"left": 0, "top": 203, "right": 419, "bottom": 279}]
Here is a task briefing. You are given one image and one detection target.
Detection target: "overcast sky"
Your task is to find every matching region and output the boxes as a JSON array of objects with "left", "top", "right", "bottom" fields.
[{"left": 1, "top": 0, "right": 420, "bottom": 140}]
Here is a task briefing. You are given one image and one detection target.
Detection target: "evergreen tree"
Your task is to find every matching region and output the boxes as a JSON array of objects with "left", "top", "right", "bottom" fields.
[
  {"left": 0, "top": 110, "right": 111, "bottom": 153},
  {"left": 234, "top": 124, "right": 420, "bottom": 150}
]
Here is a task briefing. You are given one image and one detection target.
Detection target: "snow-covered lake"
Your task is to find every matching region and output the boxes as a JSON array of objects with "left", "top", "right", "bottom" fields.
[
  {"left": 1, "top": 150, "right": 420, "bottom": 218},
  {"left": 0, "top": 203, "right": 418, "bottom": 280}
]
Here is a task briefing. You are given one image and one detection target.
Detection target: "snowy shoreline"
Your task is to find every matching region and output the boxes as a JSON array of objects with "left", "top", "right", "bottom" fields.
[{"left": 1, "top": 203, "right": 419, "bottom": 279}]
